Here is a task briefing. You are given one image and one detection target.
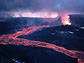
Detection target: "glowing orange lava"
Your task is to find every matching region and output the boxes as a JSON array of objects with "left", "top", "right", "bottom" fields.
[
  {"left": 61, "top": 14, "right": 72, "bottom": 25},
  {"left": 0, "top": 25, "right": 84, "bottom": 63},
  {"left": 12, "top": 11, "right": 58, "bottom": 18}
]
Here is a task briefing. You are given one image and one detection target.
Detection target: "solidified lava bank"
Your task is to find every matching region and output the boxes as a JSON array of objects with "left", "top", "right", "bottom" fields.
[{"left": 0, "top": 25, "right": 84, "bottom": 63}]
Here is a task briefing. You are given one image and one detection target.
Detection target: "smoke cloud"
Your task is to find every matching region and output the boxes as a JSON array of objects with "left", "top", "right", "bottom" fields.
[{"left": 0, "top": 0, "right": 84, "bottom": 16}]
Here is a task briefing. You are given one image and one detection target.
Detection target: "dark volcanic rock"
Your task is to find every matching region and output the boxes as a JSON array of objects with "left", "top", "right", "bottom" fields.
[
  {"left": 0, "top": 45, "right": 77, "bottom": 63},
  {"left": 19, "top": 25, "right": 84, "bottom": 51}
]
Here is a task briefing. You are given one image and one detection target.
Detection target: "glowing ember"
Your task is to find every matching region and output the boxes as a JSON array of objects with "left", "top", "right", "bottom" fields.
[
  {"left": 0, "top": 25, "right": 84, "bottom": 63},
  {"left": 61, "top": 14, "right": 72, "bottom": 25}
]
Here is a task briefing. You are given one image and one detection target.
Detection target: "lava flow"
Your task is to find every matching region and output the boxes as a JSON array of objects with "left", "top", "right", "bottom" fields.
[{"left": 0, "top": 25, "right": 84, "bottom": 63}]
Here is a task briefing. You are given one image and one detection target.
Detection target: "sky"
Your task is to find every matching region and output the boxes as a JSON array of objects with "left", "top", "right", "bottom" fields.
[{"left": 0, "top": 0, "right": 84, "bottom": 17}]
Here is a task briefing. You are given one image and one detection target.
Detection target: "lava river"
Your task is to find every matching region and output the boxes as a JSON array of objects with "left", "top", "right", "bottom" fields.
[{"left": 0, "top": 25, "right": 84, "bottom": 63}]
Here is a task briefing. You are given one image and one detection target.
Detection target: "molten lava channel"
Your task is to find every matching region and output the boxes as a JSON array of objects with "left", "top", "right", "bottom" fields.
[{"left": 0, "top": 25, "right": 84, "bottom": 63}]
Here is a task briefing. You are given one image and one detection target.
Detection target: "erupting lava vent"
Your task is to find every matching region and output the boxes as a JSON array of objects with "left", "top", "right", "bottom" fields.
[{"left": 61, "top": 14, "right": 72, "bottom": 25}]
